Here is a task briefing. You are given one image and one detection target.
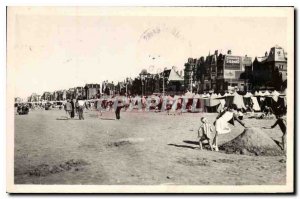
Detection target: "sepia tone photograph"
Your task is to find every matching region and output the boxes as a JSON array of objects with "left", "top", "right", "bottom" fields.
[{"left": 6, "top": 6, "right": 294, "bottom": 193}]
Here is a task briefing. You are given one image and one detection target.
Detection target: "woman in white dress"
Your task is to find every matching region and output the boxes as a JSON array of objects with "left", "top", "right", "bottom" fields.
[{"left": 213, "top": 104, "right": 246, "bottom": 151}]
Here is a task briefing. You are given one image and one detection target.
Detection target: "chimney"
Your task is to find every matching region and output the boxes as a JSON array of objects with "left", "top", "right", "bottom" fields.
[
  {"left": 227, "top": 50, "right": 232, "bottom": 55},
  {"left": 265, "top": 51, "right": 268, "bottom": 57}
]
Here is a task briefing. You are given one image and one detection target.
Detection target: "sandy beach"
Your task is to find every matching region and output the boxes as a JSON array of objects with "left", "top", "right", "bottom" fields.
[{"left": 14, "top": 109, "right": 286, "bottom": 185}]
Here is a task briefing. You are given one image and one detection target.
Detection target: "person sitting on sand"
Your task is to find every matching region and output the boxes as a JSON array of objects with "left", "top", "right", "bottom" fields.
[
  {"left": 263, "top": 114, "right": 287, "bottom": 151},
  {"left": 263, "top": 105, "right": 273, "bottom": 119},
  {"left": 237, "top": 110, "right": 244, "bottom": 120},
  {"left": 213, "top": 104, "right": 246, "bottom": 151},
  {"left": 197, "top": 117, "right": 214, "bottom": 151}
]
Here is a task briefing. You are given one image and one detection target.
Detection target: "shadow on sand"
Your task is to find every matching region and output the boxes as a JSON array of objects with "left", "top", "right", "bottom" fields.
[
  {"left": 168, "top": 140, "right": 213, "bottom": 150},
  {"left": 167, "top": 143, "right": 197, "bottom": 150}
]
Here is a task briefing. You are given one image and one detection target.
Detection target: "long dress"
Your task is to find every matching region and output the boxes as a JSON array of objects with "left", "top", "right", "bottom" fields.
[
  {"left": 70, "top": 101, "right": 75, "bottom": 118},
  {"left": 215, "top": 111, "right": 234, "bottom": 134}
]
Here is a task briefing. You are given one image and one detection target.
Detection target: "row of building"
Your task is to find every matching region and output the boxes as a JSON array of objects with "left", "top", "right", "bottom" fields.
[
  {"left": 183, "top": 45, "right": 287, "bottom": 93},
  {"left": 16, "top": 45, "right": 288, "bottom": 103}
]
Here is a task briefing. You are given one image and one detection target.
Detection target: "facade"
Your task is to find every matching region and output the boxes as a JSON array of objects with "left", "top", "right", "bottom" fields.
[
  {"left": 252, "top": 45, "right": 287, "bottom": 91},
  {"left": 184, "top": 50, "right": 252, "bottom": 93},
  {"left": 15, "top": 97, "right": 22, "bottom": 103},
  {"left": 161, "top": 67, "right": 184, "bottom": 94},
  {"left": 102, "top": 81, "right": 115, "bottom": 96},
  {"left": 215, "top": 50, "right": 252, "bottom": 92},
  {"left": 66, "top": 88, "right": 75, "bottom": 100},
  {"left": 74, "top": 87, "right": 85, "bottom": 99},
  {"left": 28, "top": 93, "right": 41, "bottom": 102},
  {"left": 41, "top": 92, "right": 52, "bottom": 101},
  {"left": 85, "top": 84, "right": 100, "bottom": 99},
  {"left": 53, "top": 90, "right": 67, "bottom": 101},
  {"left": 184, "top": 58, "right": 197, "bottom": 92}
]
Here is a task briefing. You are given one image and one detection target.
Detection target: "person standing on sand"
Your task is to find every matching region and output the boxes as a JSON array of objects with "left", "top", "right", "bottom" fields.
[
  {"left": 213, "top": 104, "right": 246, "bottom": 151},
  {"left": 65, "top": 100, "right": 72, "bottom": 119},
  {"left": 70, "top": 98, "right": 75, "bottom": 119},
  {"left": 76, "top": 98, "right": 87, "bottom": 120},
  {"left": 115, "top": 100, "right": 123, "bottom": 120},
  {"left": 263, "top": 114, "right": 287, "bottom": 151}
]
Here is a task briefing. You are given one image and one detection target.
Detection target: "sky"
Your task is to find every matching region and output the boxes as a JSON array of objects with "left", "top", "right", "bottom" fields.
[{"left": 8, "top": 8, "right": 288, "bottom": 98}]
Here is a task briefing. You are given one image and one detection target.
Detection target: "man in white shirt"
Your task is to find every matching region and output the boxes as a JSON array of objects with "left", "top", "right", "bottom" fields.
[{"left": 76, "top": 99, "right": 87, "bottom": 120}]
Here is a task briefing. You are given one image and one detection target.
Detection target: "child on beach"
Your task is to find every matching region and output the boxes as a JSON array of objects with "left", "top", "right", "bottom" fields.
[
  {"left": 263, "top": 114, "right": 287, "bottom": 151},
  {"left": 197, "top": 117, "right": 214, "bottom": 151}
]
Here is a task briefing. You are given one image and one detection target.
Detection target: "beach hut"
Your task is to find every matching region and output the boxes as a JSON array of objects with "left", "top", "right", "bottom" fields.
[{"left": 233, "top": 92, "right": 246, "bottom": 110}]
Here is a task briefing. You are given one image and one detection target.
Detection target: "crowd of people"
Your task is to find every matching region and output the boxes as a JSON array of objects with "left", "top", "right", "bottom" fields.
[
  {"left": 64, "top": 98, "right": 88, "bottom": 120},
  {"left": 15, "top": 91, "right": 287, "bottom": 152}
]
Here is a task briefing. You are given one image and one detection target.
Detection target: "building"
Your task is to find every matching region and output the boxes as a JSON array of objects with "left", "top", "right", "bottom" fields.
[
  {"left": 41, "top": 92, "right": 52, "bottom": 101},
  {"left": 28, "top": 93, "right": 41, "bottom": 102},
  {"left": 102, "top": 81, "right": 115, "bottom": 96},
  {"left": 184, "top": 58, "right": 197, "bottom": 92},
  {"left": 84, "top": 84, "right": 100, "bottom": 99},
  {"left": 252, "top": 45, "right": 287, "bottom": 91},
  {"left": 74, "top": 87, "right": 85, "bottom": 99},
  {"left": 215, "top": 50, "right": 252, "bottom": 92},
  {"left": 15, "top": 97, "right": 22, "bottom": 103},
  {"left": 161, "top": 67, "right": 184, "bottom": 94},
  {"left": 66, "top": 88, "right": 75, "bottom": 100},
  {"left": 191, "top": 50, "right": 252, "bottom": 93}
]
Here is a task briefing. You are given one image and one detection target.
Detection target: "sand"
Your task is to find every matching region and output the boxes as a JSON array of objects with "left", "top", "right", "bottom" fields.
[
  {"left": 14, "top": 109, "right": 286, "bottom": 185},
  {"left": 220, "top": 127, "right": 284, "bottom": 156}
]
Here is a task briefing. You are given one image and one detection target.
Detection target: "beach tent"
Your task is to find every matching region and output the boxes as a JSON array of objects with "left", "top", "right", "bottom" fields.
[
  {"left": 258, "top": 91, "right": 265, "bottom": 96},
  {"left": 243, "top": 92, "right": 253, "bottom": 108},
  {"left": 184, "top": 91, "right": 194, "bottom": 98},
  {"left": 244, "top": 92, "right": 253, "bottom": 98},
  {"left": 251, "top": 96, "right": 261, "bottom": 111},
  {"left": 271, "top": 90, "right": 280, "bottom": 102},
  {"left": 203, "top": 94, "right": 220, "bottom": 112},
  {"left": 233, "top": 92, "right": 246, "bottom": 109},
  {"left": 264, "top": 90, "right": 271, "bottom": 96},
  {"left": 194, "top": 94, "right": 201, "bottom": 98},
  {"left": 217, "top": 99, "right": 226, "bottom": 113}
]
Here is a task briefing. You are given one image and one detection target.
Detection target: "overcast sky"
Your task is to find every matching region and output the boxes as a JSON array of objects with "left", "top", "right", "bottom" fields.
[{"left": 8, "top": 8, "right": 288, "bottom": 98}]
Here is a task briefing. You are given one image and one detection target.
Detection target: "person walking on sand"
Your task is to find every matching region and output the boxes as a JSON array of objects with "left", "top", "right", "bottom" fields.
[
  {"left": 213, "top": 104, "right": 246, "bottom": 151},
  {"left": 115, "top": 100, "right": 123, "bottom": 120},
  {"left": 76, "top": 98, "right": 87, "bottom": 120},
  {"left": 65, "top": 100, "right": 72, "bottom": 119},
  {"left": 263, "top": 114, "right": 287, "bottom": 151},
  {"left": 70, "top": 98, "right": 75, "bottom": 119},
  {"left": 197, "top": 117, "right": 214, "bottom": 151}
]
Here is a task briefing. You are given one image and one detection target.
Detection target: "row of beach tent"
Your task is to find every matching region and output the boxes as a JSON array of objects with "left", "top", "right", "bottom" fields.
[{"left": 18, "top": 90, "right": 287, "bottom": 113}]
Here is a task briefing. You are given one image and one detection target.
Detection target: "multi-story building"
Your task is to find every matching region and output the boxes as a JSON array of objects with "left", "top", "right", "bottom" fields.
[
  {"left": 15, "top": 97, "right": 22, "bottom": 103},
  {"left": 74, "top": 87, "right": 85, "bottom": 99},
  {"left": 184, "top": 58, "right": 197, "bottom": 92},
  {"left": 215, "top": 50, "right": 252, "bottom": 92},
  {"left": 252, "top": 45, "right": 287, "bottom": 91},
  {"left": 102, "top": 81, "right": 115, "bottom": 96},
  {"left": 84, "top": 84, "right": 100, "bottom": 99},
  {"left": 41, "top": 92, "right": 52, "bottom": 101},
  {"left": 163, "top": 67, "right": 184, "bottom": 94},
  {"left": 28, "top": 93, "right": 41, "bottom": 102},
  {"left": 66, "top": 88, "right": 75, "bottom": 100},
  {"left": 185, "top": 50, "right": 252, "bottom": 93}
]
